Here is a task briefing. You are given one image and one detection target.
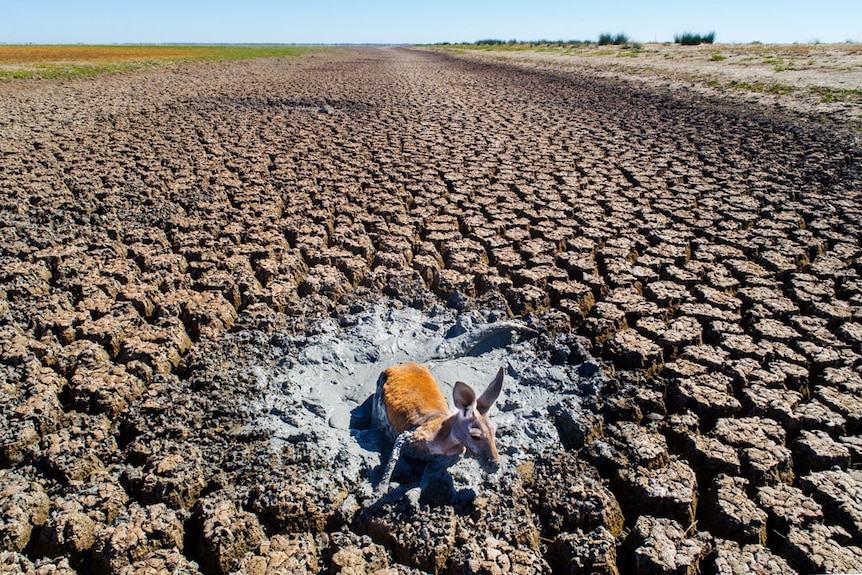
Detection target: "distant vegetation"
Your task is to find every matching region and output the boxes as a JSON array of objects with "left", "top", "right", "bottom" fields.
[
  {"left": 597, "top": 33, "right": 630, "bottom": 46},
  {"left": 444, "top": 39, "right": 597, "bottom": 52},
  {"left": 474, "top": 39, "right": 511, "bottom": 46},
  {"left": 674, "top": 32, "right": 716, "bottom": 45},
  {"left": 472, "top": 39, "right": 594, "bottom": 47},
  {"left": 448, "top": 36, "right": 647, "bottom": 53}
]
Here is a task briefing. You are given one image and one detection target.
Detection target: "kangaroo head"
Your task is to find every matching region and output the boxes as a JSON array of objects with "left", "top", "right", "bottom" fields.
[{"left": 451, "top": 367, "right": 504, "bottom": 466}]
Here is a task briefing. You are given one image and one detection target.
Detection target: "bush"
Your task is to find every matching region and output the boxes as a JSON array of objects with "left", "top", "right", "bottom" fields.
[
  {"left": 674, "top": 32, "right": 715, "bottom": 45},
  {"left": 470, "top": 38, "right": 594, "bottom": 48},
  {"left": 598, "top": 33, "right": 630, "bottom": 46}
]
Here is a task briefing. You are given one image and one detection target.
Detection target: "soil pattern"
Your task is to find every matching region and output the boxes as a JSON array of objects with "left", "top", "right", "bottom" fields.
[{"left": 2, "top": 47, "right": 862, "bottom": 574}]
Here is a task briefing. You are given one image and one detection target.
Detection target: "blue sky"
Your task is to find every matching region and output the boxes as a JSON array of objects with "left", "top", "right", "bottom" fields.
[{"left": 0, "top": 1, "right": 859, "bottom": 45}]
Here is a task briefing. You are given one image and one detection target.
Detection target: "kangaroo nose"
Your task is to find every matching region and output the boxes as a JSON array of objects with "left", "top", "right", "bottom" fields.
[
  {"left": 480, "top": 454, "right": 500, "bottom": 473},
  {"left": 482, "top": 444, "right": 500, "bottom": 469}
]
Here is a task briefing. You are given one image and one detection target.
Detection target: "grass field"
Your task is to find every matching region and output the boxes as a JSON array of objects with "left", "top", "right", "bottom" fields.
[{"left": 0, "top": 44, "right": 316, "bottom": 80}]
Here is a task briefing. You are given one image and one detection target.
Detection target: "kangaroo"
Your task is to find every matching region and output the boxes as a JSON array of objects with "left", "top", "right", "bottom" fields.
[{"left": 373, "top": 362, "right": 504, "bottom": 476}]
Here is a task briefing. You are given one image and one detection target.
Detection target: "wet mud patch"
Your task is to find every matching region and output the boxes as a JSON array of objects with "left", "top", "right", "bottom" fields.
[{"left": 242, "top": 299, "right": 607, "bottom": 498}]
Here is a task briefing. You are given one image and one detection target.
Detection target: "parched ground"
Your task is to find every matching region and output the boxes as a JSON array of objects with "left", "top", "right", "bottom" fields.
[{"left": 1, "top": 46, "right": 862, "bottom": 574}]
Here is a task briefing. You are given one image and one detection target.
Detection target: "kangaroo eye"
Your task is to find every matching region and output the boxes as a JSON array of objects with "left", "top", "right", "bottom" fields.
[{"left": 470, "top": 428, "right": 483, "bottom": 439}]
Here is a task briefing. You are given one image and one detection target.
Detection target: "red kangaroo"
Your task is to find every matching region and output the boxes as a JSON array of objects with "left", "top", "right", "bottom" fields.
[{"left": 374, "top": 362, "right": 504, "bottom": 465}]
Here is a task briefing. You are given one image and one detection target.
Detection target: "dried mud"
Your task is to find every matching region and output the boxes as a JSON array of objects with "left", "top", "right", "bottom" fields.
[{"left": 1, "top": 47, "right": 862, "bottom": 574}]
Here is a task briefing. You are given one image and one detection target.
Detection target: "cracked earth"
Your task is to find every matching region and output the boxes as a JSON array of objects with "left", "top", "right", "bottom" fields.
[{"left": 1, "top": 46, "right": 861, "bottom": 574}]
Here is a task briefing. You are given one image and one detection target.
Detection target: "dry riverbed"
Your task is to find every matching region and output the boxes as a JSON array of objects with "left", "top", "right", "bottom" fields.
[{"left": 1, "top": 46, "right": 861, "bottom": 574}]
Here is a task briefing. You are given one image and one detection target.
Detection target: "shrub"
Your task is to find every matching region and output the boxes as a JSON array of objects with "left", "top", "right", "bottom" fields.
[
  {"left": 674, "top": 32, "right": 715, "bottom": 45},
  {"left": 598, "top": 33, "right": 630, "bottom": 46}
]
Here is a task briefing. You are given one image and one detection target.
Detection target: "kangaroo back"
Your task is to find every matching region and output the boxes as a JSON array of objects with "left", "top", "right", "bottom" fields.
[{"left": 374, "top": 362, "right": 449, "bottom": 437}]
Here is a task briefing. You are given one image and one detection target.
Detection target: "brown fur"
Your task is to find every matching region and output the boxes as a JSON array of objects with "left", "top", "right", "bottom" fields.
[{"left": 381, "top": 362, "right": 450, "bottom": 433}]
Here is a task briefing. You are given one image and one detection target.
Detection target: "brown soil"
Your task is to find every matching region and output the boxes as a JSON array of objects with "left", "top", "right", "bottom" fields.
[{"left": 1, "top": 46, "right": 861, "bottom": 574}]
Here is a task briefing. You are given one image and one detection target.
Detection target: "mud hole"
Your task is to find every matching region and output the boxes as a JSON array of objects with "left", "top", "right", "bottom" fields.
[
  {"left": 2, "top": 46, "right": 862, "bottom": 574},
  {"left": 246, "top": 301, "right": 599, "bottom": 489}
]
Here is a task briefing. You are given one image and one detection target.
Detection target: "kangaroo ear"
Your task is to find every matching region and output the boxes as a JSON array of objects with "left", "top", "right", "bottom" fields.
[
  {"left": 453, "top": 381, "right": 476, "bottom": 416},
  {"left": 477, "top": 367, "right": 504, "bottom": 415}
]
